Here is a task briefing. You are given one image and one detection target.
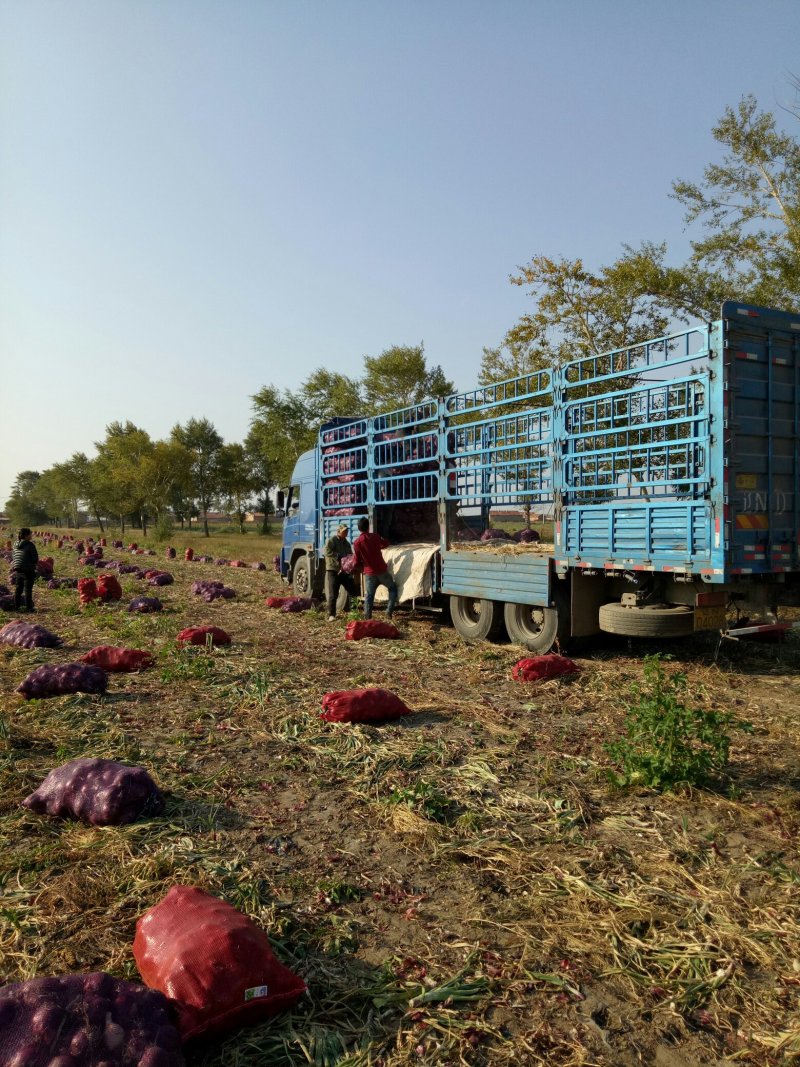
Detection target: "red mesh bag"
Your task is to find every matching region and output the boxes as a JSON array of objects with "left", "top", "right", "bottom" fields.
[
  {"left": 176, "top": 625, "right": 231, "bottom": 647},
  {"left": 36, "top": 557, "right": 54, "bottom": 578},
  {"left": 320, "top": 687, "right": 412, "bottom": 723},
  {"left": 345, "top": 620, "right": 400, "bottom": 641},
  {"left": 0, "top": 971, "right": 183, "bottom": 1066},
  {"left": 81, "top": 646, "right": 155, "bottom": 672},
  {"left": 97, "top": 574, "right": 123, "bottom": 602},
  {"left": 78, "top": 577, "right": 99, "bottom": 605},
  {"left": 22, "top": 757, "right": 164, "bottom": 823},
  {"left": 184, "top": 548, "right": 194, "bottom": 561},
  {"left": 511, "top": 654, "right": 579, "bottom": 681},
  {"left": 340, "top": 553, "right": 361, "bottom": 576},
  {"left": 166, "top": 546, "right": 176, "bottom": 559},
  {"left": 265, "top": 596, "right": 293, "bottom": 608},
  {"left": 133, "top": 886, "right": 306, "bottom": 1040},
  {"left": 229, "top": 559, "right": 247, "bottom": 568}
]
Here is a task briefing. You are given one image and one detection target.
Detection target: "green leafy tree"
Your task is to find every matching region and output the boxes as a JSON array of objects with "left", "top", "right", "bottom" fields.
[
  {"left": 65, "top": 452, "right": 105, "bottom": 531},
  {"left": 93, "top": 422, "right": 153, "bottom": 535},
  {"left": 5, "top": 471, "right": 48, "bottom": 527},
  {"left": 170, "top": 418, "right": 223, "bottom": 537},
  {"left": 504, "top": 247, "right": 701, "bottom": 372},
  {"left": 300, "top": 369, "right": 364, "bottom": 423},
  {"left": 138, "top": 441, "right": 192, "bottom": 529},
  {"left": 362, "top": 344, "right": 454, "bottom": 412},
  {"left": 218, "top": 442, "right": 257, "bottom": 533},
  {"left": 503, "top": 93, "right": 799, "bottom": 373},
  {"left": 248, "top": 386, "right": 314, "bottom": 491},
  {"left": 34, "top": 465, "right": 78, "bottom": 527},
  {"left": 671, "top": 93, "right": 800, "bottom": 310}
]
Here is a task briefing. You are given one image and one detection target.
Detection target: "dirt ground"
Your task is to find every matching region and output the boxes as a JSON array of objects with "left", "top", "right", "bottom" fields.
[{"left": 1, "top": 534, "right": 799, "bottom": 1065}]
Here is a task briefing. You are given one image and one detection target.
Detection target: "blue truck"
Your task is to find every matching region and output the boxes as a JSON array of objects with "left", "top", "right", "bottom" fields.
[{"left": 278, "top": 301, "right": 800, "bottom": 650}]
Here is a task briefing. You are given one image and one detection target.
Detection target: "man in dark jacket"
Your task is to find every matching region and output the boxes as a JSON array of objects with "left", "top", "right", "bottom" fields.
[
  {"left": 12, "top": 528, "right": 39, "bottom": 612},
  {"left": 324, "top": 523, "right": 358, "bottom": 621}
]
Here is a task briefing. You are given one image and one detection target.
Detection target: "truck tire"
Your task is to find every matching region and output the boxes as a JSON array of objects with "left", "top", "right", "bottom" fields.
[
  {"left": 450, "top": 596, "right": 505, "bottom": 642},
  {"left": 504, "top": 602, "right": 566, "bottom": 653},
  {"left": 292, "top": 555, "right": 312, "bottom": 597},
  {"left": 599, "top": 602, "right": 694, "bottom": 638}
]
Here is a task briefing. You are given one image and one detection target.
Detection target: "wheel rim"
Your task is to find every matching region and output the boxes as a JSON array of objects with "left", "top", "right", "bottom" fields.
[
  {"left": 522, "top": 607, "right": 546, "bottom": 637},
  {"left": 463, "top": 599, "right": 482, "bottom": 624},
  {"left": 295, "top": 566, "right": 308, "bottom": 594}
]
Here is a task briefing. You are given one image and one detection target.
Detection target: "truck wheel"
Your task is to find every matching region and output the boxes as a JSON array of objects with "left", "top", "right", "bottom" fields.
[
  {"left": 599, "top": 602, "right": 694, "bottom": 638},
  {"left": 450, "top": 596, "right": 505, "bottom": 641},
  {"left": 504, "top": 602, "right": 565, "bottom": 653},
  {"left": 292, "top": 556, "right": 312, "bottom": 597}
]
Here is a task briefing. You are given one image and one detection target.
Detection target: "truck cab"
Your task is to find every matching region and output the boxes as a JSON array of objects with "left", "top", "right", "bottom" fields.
[{"left": 279, "top": 448, "right": 321, "bottom": 596}]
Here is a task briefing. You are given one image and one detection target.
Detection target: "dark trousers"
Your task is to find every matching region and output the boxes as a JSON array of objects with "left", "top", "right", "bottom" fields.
[
  {"left": 14, "top": 571, "right": 35, "bottom": 611},
  {"left": 325, "top": 570, "right": 357, "bottom": 617}
]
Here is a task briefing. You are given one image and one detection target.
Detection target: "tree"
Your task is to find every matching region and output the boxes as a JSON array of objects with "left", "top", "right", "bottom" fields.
[
  {"left": 138, "top": 441, "right": 192, "bottom": 528},
  {"left": 248, "top": 386, "right": 314, "bottom": 492},
  {"left": 170, "top": 418, "right": 223, "bottom": 537},
  {"left": 218, "top": 443, "right": 257, "bottom": 533},
  {"left": 671, "top": 93, "right": 800, "bottom": 310},
  {"left": 66, "top": 452, "right": 105, "bottom": 531},
  {"left": 362, "top": 344, "right": 454, "bottom": 412},
  {"left": 5, "top": 471, "right": 48, "bottom": 527},
  {"left": 35, "top": 464, "right": 80, "bottom": 527},
  {"left": 502, "top": 93, "right": 800, "bottom": 374},
  {"left": 93, "top": 422, "right": 153, "bottom": 535},
  {"left": 300, "top": 369, "right": 364, "bottom": 423},
  {"left": 504, "top": 247, "right": 704, "bottom": 372}
]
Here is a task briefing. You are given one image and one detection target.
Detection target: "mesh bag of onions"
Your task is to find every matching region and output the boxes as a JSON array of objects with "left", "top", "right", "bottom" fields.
[
  {"left": 320, "top": 687, "right": 412, "bottom": 724},
  {"left": 134, "top": 886, "right": 306, "bottom": 1041},
  {"left": 0, "top": 971, "right": 184, "bottom": 1067},
  {"left": 511, "top": 654, "right": 579, "bottom": 681},
  {"left": 0, "top": 621, "right": 62, "bottom": 649},
  {"left": 22, "top": 758, "right": 165, "bottom": 825},
  {"left": 344, "top": 620, "right": 400, "bottom": 641},
  {"left": 16, "top": 663, "right": 108, "bottom": 700},
  {"left": 80, "top": 646, "right": 154, "bottom": 672},
  {"left": 175, "top": 626, "right": 231, "bottom": 647}
]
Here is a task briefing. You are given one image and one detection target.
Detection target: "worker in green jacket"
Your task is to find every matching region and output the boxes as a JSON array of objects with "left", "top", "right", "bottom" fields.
[{"left": 324, "top": 523, "right": 357, "bottom": 621}]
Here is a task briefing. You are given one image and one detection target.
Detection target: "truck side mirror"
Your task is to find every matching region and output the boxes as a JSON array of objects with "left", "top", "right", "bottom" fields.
[{"left": 276, "top": 490, "right": 285, "bottom": 510}]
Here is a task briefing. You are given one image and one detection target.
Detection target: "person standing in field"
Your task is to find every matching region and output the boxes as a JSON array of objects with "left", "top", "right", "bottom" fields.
[
  {"left": 324, "top": 523, "right": 358, "bottom": 621},
  {"left": 353, "top": 516, "right": 398, "bottom": 620},
  {"left": 12, "top": 527, "right": 39, "bottom": 612}
]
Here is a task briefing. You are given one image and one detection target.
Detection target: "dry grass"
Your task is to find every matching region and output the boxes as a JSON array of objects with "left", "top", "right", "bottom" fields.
[{"left": 1, "top": 529, "right": 800, "bottom": 1065}]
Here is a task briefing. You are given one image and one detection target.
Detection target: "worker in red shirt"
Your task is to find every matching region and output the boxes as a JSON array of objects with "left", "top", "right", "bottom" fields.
[{"left": 352, "top": 516, "right": 398, "bottom": 620}]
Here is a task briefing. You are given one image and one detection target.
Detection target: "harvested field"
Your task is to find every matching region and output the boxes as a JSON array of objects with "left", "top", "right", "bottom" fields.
[{"left": 2, "top": 531, "right": 800, "bottom": 1065}]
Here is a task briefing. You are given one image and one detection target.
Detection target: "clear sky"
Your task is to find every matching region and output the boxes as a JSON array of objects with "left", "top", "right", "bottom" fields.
[{"left": 2, "top": 0, "right": 798, "bottom": 504}]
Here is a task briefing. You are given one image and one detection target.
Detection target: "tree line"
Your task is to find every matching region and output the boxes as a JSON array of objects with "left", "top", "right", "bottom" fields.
[
  {"left": 5, "top": 345, "right": 453, "bottom": 535},
  {"left": 6, "top": 91, "right": 799, "bottom": 534}
]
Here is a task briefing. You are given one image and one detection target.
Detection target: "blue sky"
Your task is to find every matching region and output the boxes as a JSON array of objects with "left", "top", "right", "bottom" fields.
[{"left": 2, "top": 0, "right": 798, "bottom": 503}]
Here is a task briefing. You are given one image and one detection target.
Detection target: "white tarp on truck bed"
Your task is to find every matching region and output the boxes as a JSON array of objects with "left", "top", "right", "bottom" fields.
[{"left": 370, "top": 542, "right": 440, "bottom": 603}]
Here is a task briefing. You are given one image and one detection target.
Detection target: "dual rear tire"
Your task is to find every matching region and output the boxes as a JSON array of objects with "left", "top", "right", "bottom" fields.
[{"left": 450, "top": 595, "right": 566, "bottom": 653}]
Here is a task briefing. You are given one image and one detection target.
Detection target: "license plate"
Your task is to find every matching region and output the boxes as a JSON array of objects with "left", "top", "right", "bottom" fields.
[{"left": 694, "top": 606, "right": 727, "bottom": 631}]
